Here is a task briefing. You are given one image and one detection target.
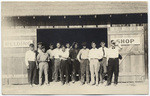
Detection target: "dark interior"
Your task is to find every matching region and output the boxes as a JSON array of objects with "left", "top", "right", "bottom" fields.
[{"left": 37, "top": 28, "right": 107, "bottom": 50}]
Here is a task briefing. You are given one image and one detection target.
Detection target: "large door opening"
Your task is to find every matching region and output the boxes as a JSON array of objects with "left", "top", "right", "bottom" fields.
[{"left": 37, "top": 28, "right": 107, "bottom": 50}]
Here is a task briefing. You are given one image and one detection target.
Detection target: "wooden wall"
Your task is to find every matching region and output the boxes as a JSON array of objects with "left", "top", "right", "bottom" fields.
[{"left": 2, "top": 25, "right": 147, "bottom": 84}]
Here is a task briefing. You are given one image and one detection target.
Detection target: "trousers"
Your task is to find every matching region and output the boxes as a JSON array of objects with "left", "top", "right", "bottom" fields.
[
  {"left": 60, "top": 60, "right": 69, "bottom": 84},
  {"left": 99, "top": 57, "right": 107, "bottom": 83},
  {"left": 90, "top": 59, "right": 100, "bottom": 84},
  {"left": 107, "top": 58, "right": 119, "bottom": 85},
  {"left": 48, "top": 59, "right": 55, "bottom": 81},
  {"left": 28, "top": 61, "right": 37, "bottom": 84},
  {"left": 54, "top": 59, "right": 61, "bottom": 82},
  {"left": 39, "top": 62, "right": 49, "bottom": 85},
  {"left": 71, "top": 60, "right": 80, "bottom": 81},
  {"left": 80, "top": 59, "right": 90, "bottom": 83}
]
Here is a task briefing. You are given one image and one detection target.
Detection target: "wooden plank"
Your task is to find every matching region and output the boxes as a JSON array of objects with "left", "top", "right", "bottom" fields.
[{"left": 2, "top": 2, "right": 147, "bottom": 16}]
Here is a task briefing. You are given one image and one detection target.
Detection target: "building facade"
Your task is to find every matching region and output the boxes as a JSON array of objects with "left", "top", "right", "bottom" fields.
[{"left": 2, "top": 2, "right": 148, "bottom": 84}]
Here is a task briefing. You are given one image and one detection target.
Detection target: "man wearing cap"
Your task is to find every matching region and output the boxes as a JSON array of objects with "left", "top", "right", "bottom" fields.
[
  {"left": 59, "top": 45, "right": 70, "bottom": 85},
  {"left": 53, "top": 42, "right": 62, "bottom": 82},
  {"left": 25, "top": 44, "right": 37, "bottom": 87},
  {"left": 88, "top": 42, "right": 100, "bottom": 86},
  {"left": 37, "top": 46, "right": 50, "bottom": 86},
  {"left": 77, "top": 42, "right": 90, "bottom": 85},
  {"left": 98, "top": 41, "right": 108, "bottom": 84},
  {"left": 47, "top": 44, "right": 55, "bottom": 81},
  {"left": 106, "top": 40, "right": 122, "bottom": 86}
]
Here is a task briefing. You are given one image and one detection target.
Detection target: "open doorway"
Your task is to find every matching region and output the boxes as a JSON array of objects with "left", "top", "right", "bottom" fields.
[{"left": 37, "top": 28, "right": 107, "bottom": 50}]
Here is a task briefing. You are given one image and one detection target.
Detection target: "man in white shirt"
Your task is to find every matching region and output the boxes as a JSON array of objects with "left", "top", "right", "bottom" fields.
[
  {"left": 59, "top": 45, "right": 70, "bottom": 85},
  {"left": 53, "top": 42, "right": 62, "bottom": 82},
  {"left": 106, "top": 40, "right": 122, "bottom": 86},
  {"left": 25, "top": 44, "right": 37, "bottom": 87},
  {"left": 47, "top": 44, "right": 55, "bottom": 81},
  {"left": 98, "top": 41, "right": 108, "bottom": 84},
  {"left": 77, "top": 42, "right": 90, "bottom": 85},
  {"left": 88, "top": 42, "right": 100, "bottom": 86},
  {"left": 37, "top": 42, "right": 42, "bottom": 54}
]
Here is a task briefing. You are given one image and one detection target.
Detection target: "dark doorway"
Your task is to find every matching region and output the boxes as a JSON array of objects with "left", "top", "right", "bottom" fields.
[{"left": 37, "top": 28, "right": 107, "bottom": 50}]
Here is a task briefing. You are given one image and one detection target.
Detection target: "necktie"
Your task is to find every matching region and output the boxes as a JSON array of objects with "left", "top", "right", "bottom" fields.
[{"left": 102, "top": 47, "right": 105, "bottom": 57}]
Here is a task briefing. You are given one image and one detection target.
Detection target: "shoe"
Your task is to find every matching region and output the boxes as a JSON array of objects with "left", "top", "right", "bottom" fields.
[
  {"left": 72, "top": 80, "right": 75, "bottom": 83},
  {"left": 105, "top": 83, "right": 111, "bottom": 86},
  {"left": 46, "top": 83, "right": 50, "bottom": 86},
  {"left": 61, "top": 82, "right": 64, "bottom": 86},
  {"left": 66, "top": 82, "right": 70, "bottom": 85},
  {"left": 96, "top": 83, "right": 99, "bottom": 86},
  {"left": 39, "top": 84, "right": 42, "bottom": 86},
  {"left": 90, "top": 82, "right": 95, "bottom": 85},
  {"left": 30, "top": 84, "right": 33, "bottom": 87},
  {"left": 32, "top": 84, "right": 36, "bottom": 86},
  {"left": 114, "top": 83, "right": 117, "bottom": 86}
]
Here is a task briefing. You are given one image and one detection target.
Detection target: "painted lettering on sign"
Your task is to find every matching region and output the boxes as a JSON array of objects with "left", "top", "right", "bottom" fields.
[
  {"left": 111, "top": 37, "right": 140, "bottom": 45},
  {"left": 4, "top": 40, "right": 33, "bottom": 47}
]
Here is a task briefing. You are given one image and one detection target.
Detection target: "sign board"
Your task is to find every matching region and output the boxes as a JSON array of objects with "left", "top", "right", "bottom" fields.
[
  {"left": 4, "top": 40, "right": 33, "bottom": 47},
  {"left": 111, "top": 37, "right": 140, "bottom": 45}
]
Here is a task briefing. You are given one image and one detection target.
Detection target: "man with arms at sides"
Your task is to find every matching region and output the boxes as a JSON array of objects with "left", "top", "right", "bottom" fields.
[
  {"left": 37, "top": 46, "right": 50, "bottom": 86},
  {"left": 37, "top": 42, "right": 43, "bottom": 54},
  {"left": 69, "top": 42, "right": 80, "bottom": 83},
  {"left": 53, "top": 42, "right": 62, "bottom": 82},
  {"left": 25, "top": 44, "right": 37, "bottom": 87},
  {"left": 106, "top": 40, "right": 122, "bottom": 86},
  {"left": 88, "top": 42, "right": 100, "bottom": 86},
  {"left": 98, "top": 41, "right": 108, "bottom": 84},
  {"left": 59, "top": 45, "right": 70, "bottom": 85},
  {"left": 77, "top": 42, "right": 90, "bottom": 85},
  {"left": 47, "top": 43, "right": 55, "bottom": 81}
]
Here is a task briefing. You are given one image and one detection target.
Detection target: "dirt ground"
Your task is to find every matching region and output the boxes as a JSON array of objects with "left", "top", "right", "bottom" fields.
[{"left": 2, "top": 81, "right": 149, "bottom": 95}]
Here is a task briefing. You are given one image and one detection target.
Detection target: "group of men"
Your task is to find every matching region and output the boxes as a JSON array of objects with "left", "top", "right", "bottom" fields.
[{"left": 25, "top": 40, "right": 122, "bottom": 87}]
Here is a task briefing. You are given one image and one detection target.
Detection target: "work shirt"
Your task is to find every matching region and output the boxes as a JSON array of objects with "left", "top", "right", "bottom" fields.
[
  {"left": 25, "top": 50, "right": 36, "bottom": 66},
  {"left": 37, "top": 52, "right": 49, "bottom": 62},
  {"left": 107, "top": 46, "right": 120, "bottom": 58},
  {"left": 37, "top": 48, "right": 42, "bottom": 54},
  {"left": 98, "top": 47, "right": 108, "bottom": 58},
  {"left": 47, "top": 49, "right": 54, "bottom": 59},
  {"left": 70, "top": 48, "right": 80, "bottom": 59},
  {"left": 53, "top": 48, "right": 62, "bottom": 59},
  {"left": 77, "top": 48, "right": 89, "bottom": 60},
  {"left": 88, "top": 48, "right": 100, "bottom": 60},
  {"left": 60, "top": 50, "right": 69, "bottom": 60}
]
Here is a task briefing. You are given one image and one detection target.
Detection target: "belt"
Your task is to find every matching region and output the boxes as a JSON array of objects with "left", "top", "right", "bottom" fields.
[
  {"left": 81, "top": 59, "right": 88, "bottom": 60},
  {"left": 109, "top": 58, "right": 118, "bottom": 59},
  {"left": 90, "top": 58, "right": 98, "bottom": 60}
]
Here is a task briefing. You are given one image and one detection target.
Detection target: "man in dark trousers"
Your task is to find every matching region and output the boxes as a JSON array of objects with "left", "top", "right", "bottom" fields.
[
  {"left": 47, "top": 44, "right": 55, "bottom": 81},
  {"left": 70, "top": 42, "right": 80, "bottom": 83},
  {"left": 25, "top": 44, "right": 37, "bottom": 87},
  {"left": 106, "top": 40, "right": 122, "bottom": 86},
  {"left": 59, "top": 45, "right": 70, "bottom": 85}
]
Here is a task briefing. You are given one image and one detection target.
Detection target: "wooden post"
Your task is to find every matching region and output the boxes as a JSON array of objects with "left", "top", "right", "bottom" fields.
[{"left": 143, "top": 24, "right": 148, "bottom": 79}]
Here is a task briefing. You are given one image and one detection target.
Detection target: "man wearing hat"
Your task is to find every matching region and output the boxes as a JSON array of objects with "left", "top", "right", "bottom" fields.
[
  {"left": 106, "top": 40, "right": 122, "bottom": 86},
  {"left": 37, "top": 46, "right": 50, "bottom": 86},
  {"left": 77, "top": 42, "right": 90, "bottom": 85}
]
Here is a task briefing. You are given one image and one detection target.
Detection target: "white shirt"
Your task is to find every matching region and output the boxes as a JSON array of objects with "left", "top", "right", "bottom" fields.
[
  {"left": 47, "top": 49, "right": 54, "bottom": 59},
  {"left": 60, "top": 50, "right": 69, "bottom": 60},
  {"left": 107, "top": 46, "right": 120, "bottom": 58},
  {"left": 66, "top": 48, "right": 70, "bottom": 53},
  {"left": 38, "top": 48, "right": 42, "bottom": 54},
  {"left": 88, "top": 48, "right": 100, "bottom": 60},
  {"left": 25, "top": 50, "right": 36, "bottom": 66},
  {"left": 77, "top": 48, "right": 89, "bottom": 60},
  {"left": 53, "top": 48, "right": 62, "bottom": 59},
  {"left": 98, "top": 47, "right": 108, "bottom": 58}
]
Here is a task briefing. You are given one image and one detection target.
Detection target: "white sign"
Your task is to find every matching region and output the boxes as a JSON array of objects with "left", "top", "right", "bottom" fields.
[
  {"left": 4, "top": 40, "right": 33, "bottom": 47},
  {"left": 111, "top": 37, "right": 140, "bottom": 45}
]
